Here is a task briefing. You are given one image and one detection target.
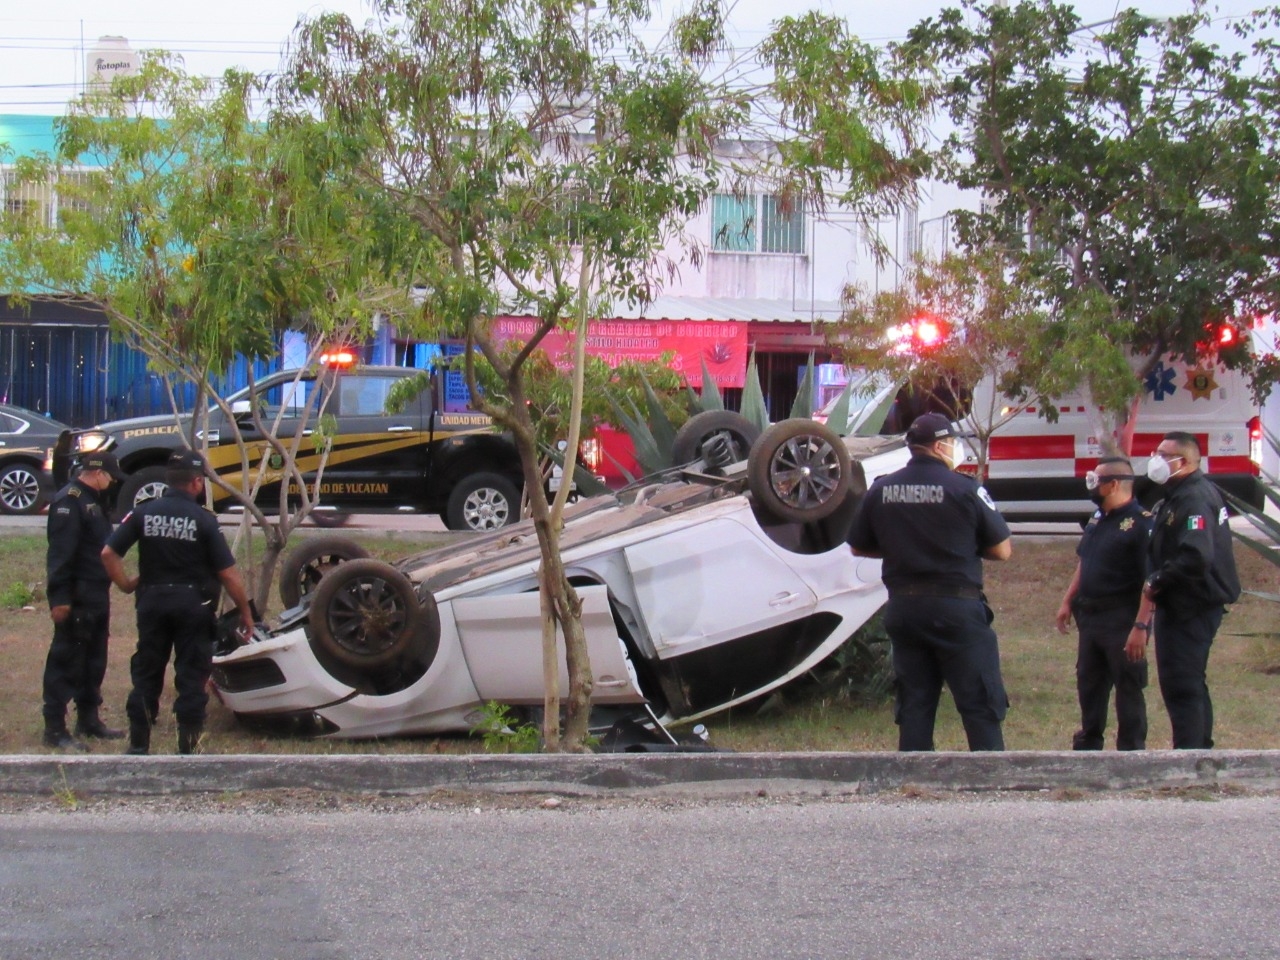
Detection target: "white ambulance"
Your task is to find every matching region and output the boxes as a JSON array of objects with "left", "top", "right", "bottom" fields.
[
  {"left": 963, "top": 351, "right": 1263, "bottom": 521},
  {"left": 825, "top": 347, "right": 1265, "bottom": 522}
]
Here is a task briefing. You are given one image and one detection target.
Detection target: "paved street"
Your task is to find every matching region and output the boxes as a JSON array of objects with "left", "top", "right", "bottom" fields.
[{"left": 3, "top": 795, "right": 1279, "bottom": 959}]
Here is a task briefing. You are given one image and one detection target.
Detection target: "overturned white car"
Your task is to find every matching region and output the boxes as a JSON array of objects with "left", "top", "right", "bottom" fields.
[{"left": 211, "top": 415, "right": 908, "bottom": 740}]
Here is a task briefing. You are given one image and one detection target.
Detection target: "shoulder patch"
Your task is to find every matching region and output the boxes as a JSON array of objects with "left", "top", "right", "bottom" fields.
[
  {"left": 1218, "top": 507, "right": 1229, "bottom": 526},
  {"left": 976, "top": 486, "right": 997, "bottom": 511},
  {"left": 68, "top": 487, "right": 81, "bottom": 498}
]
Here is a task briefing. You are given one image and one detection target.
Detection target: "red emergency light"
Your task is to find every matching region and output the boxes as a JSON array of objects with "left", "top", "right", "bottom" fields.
[{"left": 320, "top": 349, "right": 356, "bottom": 368}]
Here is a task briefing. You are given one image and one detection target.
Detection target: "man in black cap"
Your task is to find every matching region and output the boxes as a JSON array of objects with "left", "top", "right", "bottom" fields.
[
  {"left": 102, "top": 448, "right": 254, "bottom": 755},
  {"left": 1054, "top": 457, "right": 1154, "bottom": 751},
  {"left": 1143, "top": 431, "right": 1240, "bottom": 748},
  {"left": 41, "top": 451, "right": 127, "bottom": 749},
  {"left": 848, "top": 412, "right": 1013, "bottom": 751}
]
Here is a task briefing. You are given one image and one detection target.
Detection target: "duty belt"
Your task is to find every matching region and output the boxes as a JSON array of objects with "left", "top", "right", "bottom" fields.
[
  {"left": 1072, "top": 593, "right": 1138, "bottom": 614},
  {"left": 889, "top": 582, "right": 983, "bottom": 601}
]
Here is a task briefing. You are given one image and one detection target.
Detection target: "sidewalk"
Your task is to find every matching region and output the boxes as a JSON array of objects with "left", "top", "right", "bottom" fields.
[{"left": 4, "top": 750, "right": 1279, "bottom": 799}]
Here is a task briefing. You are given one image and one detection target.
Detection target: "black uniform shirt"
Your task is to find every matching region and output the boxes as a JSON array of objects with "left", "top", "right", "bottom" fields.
[
  {"left": 1076, "top": 498, "right": 1153, "bottom": 601},
  {"left": 46, "top": 478, "right": 113, "bottom": 608},
  {"left": 848, "top": 454, "right": 1011, "bottom": 591},
  {"left": 106, "top": 489, "right": 235, "bottom": 595},
  {"left": 1148, "top": 470, "right": 1241, "bottom": 611}
]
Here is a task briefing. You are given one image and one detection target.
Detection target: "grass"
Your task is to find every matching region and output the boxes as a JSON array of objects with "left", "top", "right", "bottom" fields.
[{"left": 1, "top": 530, "right": 1277, "bottom": 754}]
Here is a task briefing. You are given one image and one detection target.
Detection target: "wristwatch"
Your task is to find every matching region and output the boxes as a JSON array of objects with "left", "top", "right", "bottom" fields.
[{"left": 1133, "top": 621, "right": 1151, "bottom": 632}]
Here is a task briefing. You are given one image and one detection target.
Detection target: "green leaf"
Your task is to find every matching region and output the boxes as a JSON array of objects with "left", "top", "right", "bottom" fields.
[{"left": 739, "top": 348, "right": 770, "bottom": 431}]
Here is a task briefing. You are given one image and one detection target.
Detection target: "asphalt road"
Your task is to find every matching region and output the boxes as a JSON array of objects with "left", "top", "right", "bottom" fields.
[{"left": 3, "top": 795, "right": 1278, "bottom": 960}]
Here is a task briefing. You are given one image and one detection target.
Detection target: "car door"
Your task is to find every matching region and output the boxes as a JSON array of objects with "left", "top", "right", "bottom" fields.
[
  {"left": 451, "top": 585, "right": 645, "bottom": 705},
  {"left": 622, "top": 516, "right": 818, "bottom": 659},
  {"left": 322, "top": 371, "right": 429, "bottom": 507}
]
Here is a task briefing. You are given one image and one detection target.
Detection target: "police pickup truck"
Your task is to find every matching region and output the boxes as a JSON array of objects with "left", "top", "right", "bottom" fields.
[{"left": 69, "top": 365, "right": 527, "bottom": 531}]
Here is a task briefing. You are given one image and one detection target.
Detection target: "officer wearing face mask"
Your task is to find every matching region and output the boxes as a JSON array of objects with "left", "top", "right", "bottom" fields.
[
  {"left": 1143, "top": 431, "right": 1240, "bottom": 749},
  {"left": 849, "top": 412, "right": 1013, "bottom": 751},
  {"left": 1054, "top": 457, "right": 1154, "bottom": 750}
]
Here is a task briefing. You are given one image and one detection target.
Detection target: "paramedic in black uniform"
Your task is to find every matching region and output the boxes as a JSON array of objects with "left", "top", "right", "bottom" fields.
[
  {"left": 41, "top": 451, "right": 127, "bottom": 749},
  {"left": 101, "top": 449, "right": 254, "bottom": 755},
  {"left": 1054, "top": 457, "right": 1154, "bottom": 751},
  {"left": 849, "top": 413, "right": 1013, "bottom": 751},
  {"left": 1143, "top": 431, "right": 1240, "bottom": 749}
]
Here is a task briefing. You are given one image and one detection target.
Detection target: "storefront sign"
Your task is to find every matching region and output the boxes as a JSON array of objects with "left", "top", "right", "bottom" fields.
[{"left": 491, "top": 316, "right": 748, "bottom": 388}]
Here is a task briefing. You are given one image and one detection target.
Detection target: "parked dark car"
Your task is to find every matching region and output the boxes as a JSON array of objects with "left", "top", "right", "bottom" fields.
[
  {"left": 64, "top": 365, "right": 529, "bottom": 531},
  {"left": 0, "top": 403, "right": 71, "bottom": 515}
]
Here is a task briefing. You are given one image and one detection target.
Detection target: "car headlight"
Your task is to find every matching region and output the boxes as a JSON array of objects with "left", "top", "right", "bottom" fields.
[{"left": 74, "top": 431, "right": 112, "bottom": 453}]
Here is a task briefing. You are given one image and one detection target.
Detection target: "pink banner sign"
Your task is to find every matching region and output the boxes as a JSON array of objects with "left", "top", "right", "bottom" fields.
[{"left": 491, "top": 316, "right": 748, "bottom": 388}]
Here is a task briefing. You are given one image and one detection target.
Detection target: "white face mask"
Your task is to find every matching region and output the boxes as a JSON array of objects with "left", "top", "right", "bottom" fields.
[
  {"left": 941, "top": 439, "right": 966, "bottom": 471},
  {"left": 1146, "top": 454, "right": 1183, "bottom": 485}
]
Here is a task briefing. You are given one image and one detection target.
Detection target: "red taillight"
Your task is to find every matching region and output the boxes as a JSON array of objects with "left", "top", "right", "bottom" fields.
[
  {"left": 579, "top": 437, "right": 602, "bottom": 472},
  {"left": 1218, "top": 325, "right": 1239, "bottom": 348},
  {"left": 1248, "top": 415, "right": 1262, "bottom": 440}
]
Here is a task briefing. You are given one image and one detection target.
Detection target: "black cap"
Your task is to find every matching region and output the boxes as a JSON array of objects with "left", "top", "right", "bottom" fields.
[
  {"left": 905, "top": 413, "right": 959, "bottom": 446},
  {"left": 82, "top": 451, "right": 125, "bottom": 481},
  {"left": 167, "top": 449, "right": 206, "bottom": 472}
]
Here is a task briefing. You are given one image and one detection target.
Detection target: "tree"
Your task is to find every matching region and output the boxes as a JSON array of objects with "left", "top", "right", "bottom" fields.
[
  {"left": 281, "top": 0, "right": 757, "bottom": 750},
  {"left": 836, "top": 248, "right": 1063, "bottom": 481},
  {"left": 0, "top": 55, "right": 402, "bottom": 608},
  {"left": 897, "top": 0, "right": 1280, "bottom": 452}
]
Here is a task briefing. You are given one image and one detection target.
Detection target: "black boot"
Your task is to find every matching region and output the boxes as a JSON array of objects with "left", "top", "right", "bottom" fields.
[
  {"left": 177, "top": 725, "right": 203, "bottom": 756},
  {"left": 125, "top": 721, "right": 150, "bottom": 756},
  {"left": 75, "top": 707, "right": 125, "bottom": 740},
  {"left": 42, "top": 721, "right": 88, "bottom": 752}
]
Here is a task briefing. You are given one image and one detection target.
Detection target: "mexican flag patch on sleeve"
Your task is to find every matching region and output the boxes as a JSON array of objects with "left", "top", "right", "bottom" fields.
[{"left": 1187, "top": 515, "right": 1206, "bottom": 530}]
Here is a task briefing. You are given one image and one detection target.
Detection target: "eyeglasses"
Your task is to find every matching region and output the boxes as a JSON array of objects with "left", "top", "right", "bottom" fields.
[{"left": 1084, "top": 470, "right": 1136, "bottom": 491}]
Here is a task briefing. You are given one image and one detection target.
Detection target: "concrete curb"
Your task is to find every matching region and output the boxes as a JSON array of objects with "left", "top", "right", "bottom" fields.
[{"left": 4, "top": 750, "right": 1280, "bottom": 799}]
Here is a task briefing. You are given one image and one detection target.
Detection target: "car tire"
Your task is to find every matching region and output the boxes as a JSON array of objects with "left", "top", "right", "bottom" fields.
[
  {"left": 670, "top": 411, "right": 761, "bottom": 469},
  {"left": 0, "top": 462, "right": 46, "bottom": 515},
  {"left": 747, "top": 418, "right": 852, "bottom": 524},
  {"left": 308, "top": 558, "right": 434, "bottom": 670},
  {"left": 445, "top": 472, "right": 519, "bottom": 532},
  {"left": 278, "top": 536, "right": 371, "bottom": 610},
  {"left": 114, "top": 465, "right": 169, "bottom": 521}
]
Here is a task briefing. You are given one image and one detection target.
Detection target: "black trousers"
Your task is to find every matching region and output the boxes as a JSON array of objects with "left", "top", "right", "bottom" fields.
[
  {"left": 1072, "top": 604, "right": 1148, "bottom": 751},
  {"left": 1153, "top": 605, "right": 1222, "bottom": 749},
  {"left": 42, "top": 603, "right": 110, "bottom": 725},
  {"left": 126, "top": 586, "right": 215, "bottom": 729},
  {"left": 885, "top": 595, "right": 1008, "bottom": 752}
]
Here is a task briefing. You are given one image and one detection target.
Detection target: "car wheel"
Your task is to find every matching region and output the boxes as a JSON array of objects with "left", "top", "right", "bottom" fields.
[
  {"left": 308, "top": 559, "right": 434, "bottom": 670},
  {"left": 670, "top": 411, "right": 762, "bottom": 469},
  {"left": 445, "top": 472, "right": 519, "bottom": 532},
  {"left": 278, "top": 536, "right": 371, "bottom": 610},
  {"left": 308, "top": 509, "right": 352, "bottom": 528},
  {"left": 0, "top": 462, "right": 46, "bottom": 515},
  {"left": 114, "top": 465, "right": 169, "bottom": 521},
  {"left": 747, "top": 418, "right": 852, "bottom": 524}
]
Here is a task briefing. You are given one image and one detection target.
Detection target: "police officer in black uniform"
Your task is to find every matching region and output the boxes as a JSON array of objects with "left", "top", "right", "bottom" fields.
[
  {"left": 1054, "top": 457, "right": 1155, "bottom": 751},
  {"left": 41, "top": 451, "right": 127, "bottom": 749},
  {"left": 848, "top": 413, "right": 1013, "bottom": 751},
  {"left": 1143, "top": 431, "right": 1240, "bottom": 749},
  {"left": 101, "top": 449, "right": 254, "bottom": 755}
]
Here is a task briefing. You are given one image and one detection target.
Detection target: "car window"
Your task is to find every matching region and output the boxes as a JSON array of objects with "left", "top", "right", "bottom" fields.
[
  {"left": 0, "top": 411, "right": 25, "bottom": 435},
  {"left": 337, "top": 376, "right": 396, "bottom": 417}
]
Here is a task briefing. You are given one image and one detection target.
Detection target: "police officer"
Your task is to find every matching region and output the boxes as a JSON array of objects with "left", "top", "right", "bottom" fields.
[
  {"left": 1054, "top": 457, "right": 1154, "bottom": 751},
  {"left": 1143, "top": 431, "right": 1240, "bottom": 749},
  {"left": 848, "top": 413, "right": 1013, "bottom": 751},
  {"left": 41, "top": 451, "right": 127, "bottom": 749},
  {"left": 101, "top": 449, "right": 254, "bottom": 755}
]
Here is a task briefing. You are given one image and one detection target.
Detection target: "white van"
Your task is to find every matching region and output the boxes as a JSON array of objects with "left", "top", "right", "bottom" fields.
[{"left": 824, "top": 352, "right": 1264, "bottom": 522}]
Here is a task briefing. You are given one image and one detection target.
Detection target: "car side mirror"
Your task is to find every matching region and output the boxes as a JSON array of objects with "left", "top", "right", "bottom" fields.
[{"left": 230, "top": 400, "right": 253, "bottom": 418}]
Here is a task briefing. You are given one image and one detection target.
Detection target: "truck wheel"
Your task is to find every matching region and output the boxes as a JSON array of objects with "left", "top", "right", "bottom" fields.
[
  {"left": 671, "top": 411, "right": 761, "bottom": 470},
  {"left": 279, "top": 536, "right": 371, "bottom": 610},
  {"left": 0, "top": 462, "right": 46, "bottom": 515},
  {"left": 114, "top": 465, "right": 169, "bottom": 521},
  {"left": 308, "top": 559, "right": 433, "bottom": 670},
  {"left": 445, "top": 472, "right": 519, "bottom": 532},
  {"left": 747, "top": 419, "right": 852, "bottom": 524}
]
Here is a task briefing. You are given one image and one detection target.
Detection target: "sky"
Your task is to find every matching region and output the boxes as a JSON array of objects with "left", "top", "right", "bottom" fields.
[{"left": 0, "top": 0, "right": 1266, "bottom": 115}]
